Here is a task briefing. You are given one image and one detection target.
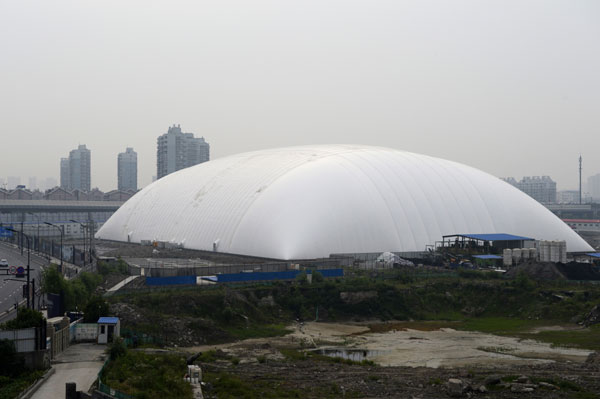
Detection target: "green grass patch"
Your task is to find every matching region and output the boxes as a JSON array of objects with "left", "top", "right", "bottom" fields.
[
  {"left": 101, "top": 350, "right": 193, "bottom": 399},
  {"left": 225, "top": 324, "right": 290, "bottom": 340},
  {"left": 458, "top": 317, "right": 548, "bottom": 334},
  {"left": 526, "top": 324, "right": 600, "bottom": 351},
  {"left": 456, "top": 317, "right": 600, "bottom": 351},
  {"left": 0, "top": 370, "right": 46, "bottom": 399}
]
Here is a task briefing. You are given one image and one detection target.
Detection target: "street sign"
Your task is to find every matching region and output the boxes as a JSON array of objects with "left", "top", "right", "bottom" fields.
[
  {"left": 0, "top": 227, "right": 13, "bottom": 238},
  {"left": 9, "top": 266, "right": 16, "bottom": 274},
  {"left": 16, "top": 266, "right": 25, "bottom": 278}
]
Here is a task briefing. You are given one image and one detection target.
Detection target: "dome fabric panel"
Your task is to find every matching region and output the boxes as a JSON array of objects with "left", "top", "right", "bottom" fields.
[{"left": 96, "top": 145, "right": 593, "bottom": 259}]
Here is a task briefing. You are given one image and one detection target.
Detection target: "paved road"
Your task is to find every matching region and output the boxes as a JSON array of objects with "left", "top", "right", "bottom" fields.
[
  {"left": 0, "top": 241, "right": 49, "bottom": 321},
  {"left": 31, "top": 343, "right": 106, "bottom": 399}
]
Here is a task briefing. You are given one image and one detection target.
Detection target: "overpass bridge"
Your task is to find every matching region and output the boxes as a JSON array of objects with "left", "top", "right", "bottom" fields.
[
  {"left": 0, "top": 200, "right": 123, "bottom": 240},
  {"left": 545, "top": 203, "right": 600, "bottom": 219}
]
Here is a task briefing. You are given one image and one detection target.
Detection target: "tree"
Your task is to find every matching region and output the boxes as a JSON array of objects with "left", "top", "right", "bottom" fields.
[
  {"left": 83, "top": 296, "right": 109, "bottom": 323},
  {"left": 41, "top": 264, "right": 66, "bottom": 295}
]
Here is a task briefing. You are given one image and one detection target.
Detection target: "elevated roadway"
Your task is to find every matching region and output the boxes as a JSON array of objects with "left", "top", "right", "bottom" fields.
[
  {"left": 0, "top": 242, "right": 50, "bottom": 322},
  {"left": 0, "top": 199, "right": 123, "bottom": 213}
]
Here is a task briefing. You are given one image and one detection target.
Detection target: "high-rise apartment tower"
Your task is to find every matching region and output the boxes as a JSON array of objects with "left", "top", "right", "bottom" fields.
[
  {"left": 157, "top": 124, "right": 210, "bottom": 179},
  {"left": 60, "top": 158, "right": 70, "bottom": 189},
  {"left": 60, "top": 145, "right": 91, "bottom": 191},
  {"left": 118, "top": 147, "right": 138, "bottom": 191}
]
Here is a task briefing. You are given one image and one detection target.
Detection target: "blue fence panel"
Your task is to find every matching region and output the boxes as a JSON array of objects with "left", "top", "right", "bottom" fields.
[
  {"left": 146, "top": 275, "right": 197, "bottom": 286},
  {"left": 216, "top": 270, "right": 299, "bottom": 283},
  {"left": 216, "top": 268, "right": 344, "bottom": 283},
  {"left": 316, "top": 268, "right": 344, "bottom": 278}
]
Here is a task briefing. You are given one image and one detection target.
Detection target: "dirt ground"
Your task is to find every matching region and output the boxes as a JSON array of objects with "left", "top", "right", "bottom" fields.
[{"left": 187, "top": 321, "right": 600, "bottom": 398}]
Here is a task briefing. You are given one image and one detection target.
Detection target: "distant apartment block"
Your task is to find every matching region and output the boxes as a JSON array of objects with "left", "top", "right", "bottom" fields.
[
  {"left": 501, "top": 176, "right": 557, "bottom": 204},
  {"left": 118, "top": 147, "right": 138, "bottom": 191},
  {"left": 60, "top": 158, "right": 70, "bottom": 189},
  {"left": 7, "top": 176, "right": 21, "bottom": 190},
  {"left": 157, "top": 124, "right": 210, "bottom": 179},
  {"left": 589, "top": 173, "right": 600, "bottom": 203},
  {"left": 60, "top": 145, "right": 91, "bottom": 191}
]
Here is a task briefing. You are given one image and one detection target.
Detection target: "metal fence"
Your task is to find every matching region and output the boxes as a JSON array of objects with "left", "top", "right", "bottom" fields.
[
  {"left": 1, "top": 234, "right": 91, "bottom": 267},
  {"left": 97, "top": 359, "right": 134, "bottom": 399},
  {"left": 0, "top": 328, "right": 36, "bottom": 352},
  {"left": 126, "top": 257, "right": 351, "bottom": 277}
]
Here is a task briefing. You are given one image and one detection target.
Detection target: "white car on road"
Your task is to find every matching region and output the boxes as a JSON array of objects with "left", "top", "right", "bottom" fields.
[{"left": 0, "top": 259, "right": 8, "bottom": 267}]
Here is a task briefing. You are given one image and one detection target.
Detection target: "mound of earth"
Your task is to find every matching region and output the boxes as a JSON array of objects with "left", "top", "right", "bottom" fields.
[
  {"left": 505, "top": 263, "right": 566, "bottom": 280},
  {"left": 556, "top": 262, "right": 600, "bottom": 281}
]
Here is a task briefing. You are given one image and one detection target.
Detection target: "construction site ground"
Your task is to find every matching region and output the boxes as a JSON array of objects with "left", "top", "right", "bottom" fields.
[{"left": 187, "top": 321, "right": 600, "bottom": 398}]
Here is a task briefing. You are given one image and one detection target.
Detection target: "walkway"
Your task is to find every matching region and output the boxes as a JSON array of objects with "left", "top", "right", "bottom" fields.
[
  {"left": 31, "top": 343, "right": 106, "bottom": 399},
  {"left": 105, "top": 275, "right": 140, "bottom": 294}
]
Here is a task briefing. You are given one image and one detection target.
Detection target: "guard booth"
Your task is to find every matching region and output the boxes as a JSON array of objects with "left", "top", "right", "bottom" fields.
[{"left": 97, "top": 317, "right": 120, "bottom": 344}]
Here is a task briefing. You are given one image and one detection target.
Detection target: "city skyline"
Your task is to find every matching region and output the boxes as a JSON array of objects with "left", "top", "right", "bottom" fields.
[
  {"left": 1, "top": 1, "right": 599, "bottom": 191},
  {"left": 1, "top": 139, "right": 598, "bottom": 194}
]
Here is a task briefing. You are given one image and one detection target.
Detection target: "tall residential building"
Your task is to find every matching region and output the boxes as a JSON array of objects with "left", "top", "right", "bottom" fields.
[
  {"left": 589, "top": 173, "right": 600, "bottom": 203},
  {"left": 28, "top": 177, "right": 37, "bottom": 191},
  {"left": 118, "top": 147, "right": 138, "bottom": 191},
  {"left": 60, "top": 145, "right": 91, "bottom": 191},
  {"left": 501, "top": 176, "right": 557, "bottom": 204},
  {"left": 157, "top": 124, "right": 210, "bottom": 179},
  {"left": 60, "top": 158, "right": 70, "bottom": 189},
  {"left": 7, "top": 176, "right": 21, "bottom": 190}
]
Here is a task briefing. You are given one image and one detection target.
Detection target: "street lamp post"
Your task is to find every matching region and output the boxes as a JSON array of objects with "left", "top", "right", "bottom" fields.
[
  {"left": 70, "top": 220, "right": 87, "bottom": 267},
  {"left": 27, "top": 213, "right": 41, "bottom": 254},
  {"left": 6, "top": 228, "right": 31, "bottom": 309},
  {"left": 44, "top": 222, "right": 64, "bottom": 274}
]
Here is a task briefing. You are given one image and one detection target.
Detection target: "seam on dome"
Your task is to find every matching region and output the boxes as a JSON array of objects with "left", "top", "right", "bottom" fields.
[
  {"left": 404, "top": 152, "right": 472, "bottom": 239},
  {"left": 430, "top": 157, "right": 500, "bottom": 234},
  {"left": 343, "top": 151, "right": 420, "bottom": 250},
  {"left": 375, "top": 151, "right": 444, "bottom": 250},
  {"left": 227, "top": 146, "right": 372, "bottom": 250},
  {"left": 334, "top": 151, "right": 407, "bottom": 250}
]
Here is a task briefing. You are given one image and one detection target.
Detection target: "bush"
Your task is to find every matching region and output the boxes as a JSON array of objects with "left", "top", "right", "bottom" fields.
[
  {"left": 0, "top": 339, "right": 24, "bottom": 376},
  {"left": 1, "top": 308, "right": 45, "bottom": 330},
  {"left": 312, "top": 271, "right": 324, "bottom": 283},
  {"left": 108, "top": 338, "right": 127, "bottom": 361}
]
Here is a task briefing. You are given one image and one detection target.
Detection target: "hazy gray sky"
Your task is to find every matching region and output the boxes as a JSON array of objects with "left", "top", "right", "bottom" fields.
[{"left": 1, "top": 0, "right": 598, "bottom": 191}]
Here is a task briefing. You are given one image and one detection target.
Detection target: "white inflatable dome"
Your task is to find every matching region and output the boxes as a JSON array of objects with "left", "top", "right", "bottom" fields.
[{"left": 96, "top": 145, "right": 592, "bottom": 259}]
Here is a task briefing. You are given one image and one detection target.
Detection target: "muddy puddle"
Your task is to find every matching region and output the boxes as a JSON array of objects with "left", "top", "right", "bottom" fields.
[{"left": 311, "top": 348, "right": 388, "bottom": 362}]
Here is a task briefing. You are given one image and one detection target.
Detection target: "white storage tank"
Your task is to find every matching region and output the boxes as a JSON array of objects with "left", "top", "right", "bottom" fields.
[
  {"left": 503, "top": 249, "right": 512, "bottom": 267},
  {"left": 512, "top": 248, "right": 522, "bottom": 264},
  {"left": 521, "top": 248, "right": 530, "bottom": 260},
  {"left": 550, "top": 241, "right": 560, "bottom": 263},
  {"left": 529, "top": 248, "right": 537, "bottom": 261},
  {"left": 559, "top": 241, "right": 567, "bottom": 263}
]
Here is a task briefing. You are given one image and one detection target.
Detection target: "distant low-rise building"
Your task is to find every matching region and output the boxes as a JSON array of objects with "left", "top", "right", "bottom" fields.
[
  {"left": 103, "top": 190, "right": 134, "bottom": 202},
  {"left": 7, "top": 188, "right": 33, "bottom": 200},
  {"left": 501, "top": 176, "right": 557, "bottom": 204},
  {"left": 557, "top": 190, "right": 580, "bottom": 204},
  {"left": 44, "top": 187, "right": 74, "bottom": 201}
]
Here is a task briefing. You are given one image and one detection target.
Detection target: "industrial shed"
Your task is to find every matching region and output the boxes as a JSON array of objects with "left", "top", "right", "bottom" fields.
[{"left": 96, "top": 145, "right": 593, "bottom": 259}]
